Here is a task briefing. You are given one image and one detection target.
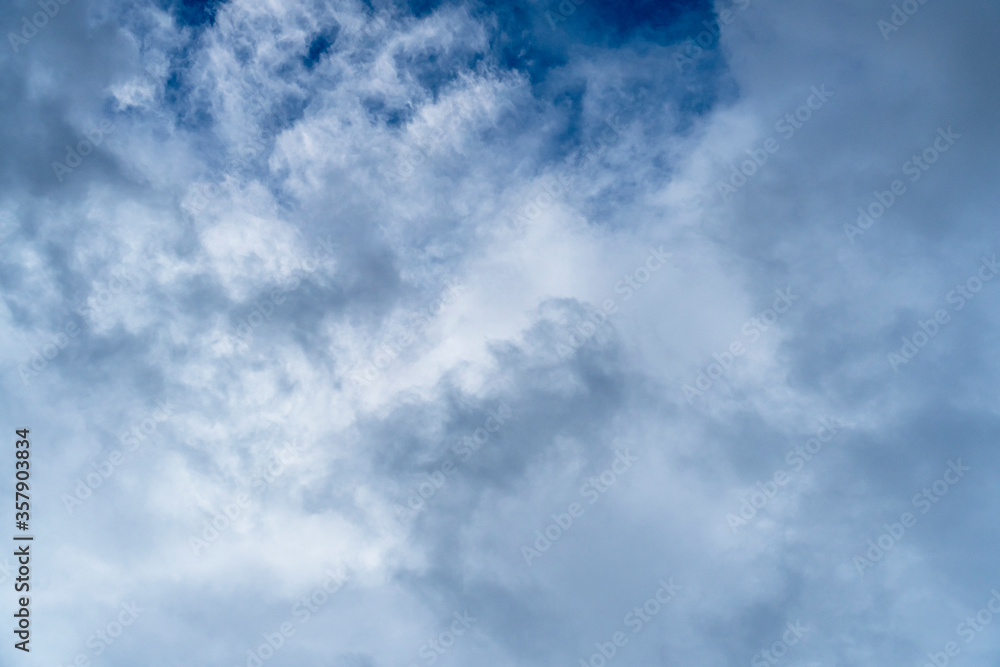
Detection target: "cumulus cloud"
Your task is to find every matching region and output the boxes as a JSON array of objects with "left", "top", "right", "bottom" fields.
[{"left": 1, "top": 0, "right": 998, "bottom": 664}]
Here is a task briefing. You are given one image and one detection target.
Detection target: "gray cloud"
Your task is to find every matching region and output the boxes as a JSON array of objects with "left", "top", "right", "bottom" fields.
[{"left": 1, "top": 0, "right": 998, "bottom": 665}]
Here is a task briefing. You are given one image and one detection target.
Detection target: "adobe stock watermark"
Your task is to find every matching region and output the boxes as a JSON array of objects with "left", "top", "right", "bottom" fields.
[
  {"left": 578, "top": 578, "right": 680, "bottom": 667},
  {"left": 674, "top": 0, "right": 754, "bottom": 71},
  {"left": 71, "top": 267, "right": 145, "bottom": 320},
  {"left": 233, "top": 567, "right": 348, "bottom": 667},
  {"left": 18, "top": 320, "right": 80, "bottom": 385},
  {"left": 56, "top": 601, "right": 144, "bottom": 667},
  {"left": 189, "top": 438, "right": 305, "bottom": 556},
  {"left": 555, "top": 246, "right": 672, "bottom": 360},
  {"left": 387, "top": 100, "right": 516, "bottom": 188},
  {"left": 509, "top": 113, "right": 629, "bottom": 232},
  {"left": 543, "top": 0, "right": 586, "bottom": 30},
  {"left": 7, "top": 0, "right": 74, "bottom": 53},
  {"left": 394, "top": 404, "right": 511, "bottom": 524},
  {"left": 61, "top": 400, "right": 174, "bottom": 513},
  {"left": 845, "top": 126, "right": 960, "bottom": 243},
  {"left": 716, "top": 85, "right": 834, "bottom": 201},
  {"left": 216, "top": 237, "right": 336, "bottom": 352},
  {"left": 0, "top": 558, "right": 13, "bottom": 586},
  {"left": 521, "top": 449, "right": 638, "bottom": 566},
  {"left": 852, "top": 459, "right": 969, "bottom": 576},
  {"left": 887, "top": 255, "right": 997, "bottom": 372},
  {"left": 726, "top": 418, "right": 843, "bottom": 532},
  {"left": 877, "top": 0, "right": 935, "bottom": 41},
  {"left": 683, "top": 287, "right": 799, "bottom": 403},
  {"left": 920, "top": 588, "right": 1000, "bottom": 667},
  {"left": 407, "top": 610, "right": 477, "bottom": 666},
  {"left": 351, "top": 279, "right": 464, "bottom": 386},
  {"left": 751, "top": 621, "right": 810, "bottom": 667},
  {"left": 18, "top": 266, "right": 144, "bottom": 384},
  {"left": 390, "top": 125, "right": 448, "bottom": 187},
  {"left": 52, "top": 120, "right": 116, "bottom": 183},
  {"left": 182, "top": 122, "right": 278, "bottom": 216}
]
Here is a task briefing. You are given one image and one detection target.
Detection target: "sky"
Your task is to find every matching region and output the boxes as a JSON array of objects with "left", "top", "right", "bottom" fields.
[{"left": 1, "top": 0, "right": 999, "bottom": 665}]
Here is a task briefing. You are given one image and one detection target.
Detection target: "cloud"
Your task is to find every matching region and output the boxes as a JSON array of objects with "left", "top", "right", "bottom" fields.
[{"left": 1, "top": 0, "right": 998, "bottom": 664}]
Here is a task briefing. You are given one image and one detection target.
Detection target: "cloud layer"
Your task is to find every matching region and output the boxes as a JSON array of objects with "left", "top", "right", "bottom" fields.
[{"left": 1, "top": 0, "right": 999, "bottom": 665}]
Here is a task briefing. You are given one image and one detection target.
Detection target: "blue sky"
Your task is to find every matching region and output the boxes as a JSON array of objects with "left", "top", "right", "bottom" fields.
[{"left": 2, "top": 0, "right": 1000, "bottom": 665}]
